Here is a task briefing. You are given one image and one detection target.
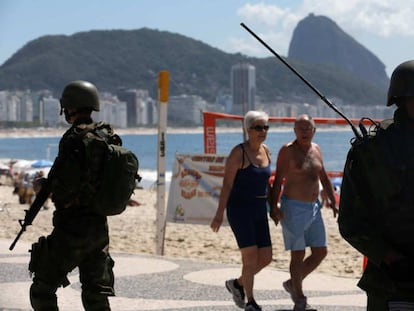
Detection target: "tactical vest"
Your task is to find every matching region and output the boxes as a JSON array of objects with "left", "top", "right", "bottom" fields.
[{"left": 343, "top": 119, "right": 414, "bottom": 257}]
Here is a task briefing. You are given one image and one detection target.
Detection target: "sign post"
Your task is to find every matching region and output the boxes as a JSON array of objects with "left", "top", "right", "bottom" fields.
[{"left": 156, "top": 70, "right": 169, "bottom": 255}]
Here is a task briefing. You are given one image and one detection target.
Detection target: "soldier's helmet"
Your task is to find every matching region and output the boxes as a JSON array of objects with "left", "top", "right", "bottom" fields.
[
  {"left": 387, "top": 60, "right": 414, "bottom": 106},
  {"left": 60, "top": 80, "right": 100, "bottom": 112}
]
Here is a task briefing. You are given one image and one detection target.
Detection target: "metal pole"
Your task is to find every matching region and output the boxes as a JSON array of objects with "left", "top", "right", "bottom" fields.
[
  {"left": 240, "top": 22, "right": 362, "bottom": 141},
  {"left": 156, "top": 70, "right": 169, "bottom": 255}
]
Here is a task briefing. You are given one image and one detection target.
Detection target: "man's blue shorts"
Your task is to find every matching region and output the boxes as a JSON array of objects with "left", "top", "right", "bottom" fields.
[{"left": 280, "top": 195, "right": 326, "bottom": 251}]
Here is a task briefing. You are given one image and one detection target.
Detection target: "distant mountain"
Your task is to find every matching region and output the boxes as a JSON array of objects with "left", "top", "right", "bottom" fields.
[
  {"left": 0, "top": 28, "right": 244, "bottom": 102},
  {"left": 0, "top": 26, "right": 387, "bottom": 106},
  {"left": 288, "top": 13, "right": 389, "bottom": 88}
]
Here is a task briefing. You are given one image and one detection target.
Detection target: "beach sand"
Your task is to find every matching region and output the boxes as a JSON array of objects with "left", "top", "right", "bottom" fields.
[
  {"left": 0, "top": 126, "right": 214, "bottom": 138},
  {"left": 0, "top": 184, "right": 364, "bottom": 280}
]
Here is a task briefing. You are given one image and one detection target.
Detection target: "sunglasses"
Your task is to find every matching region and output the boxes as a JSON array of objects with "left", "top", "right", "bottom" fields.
[{"left": 250, "top": 125, "right": 270, "bottom": 132}]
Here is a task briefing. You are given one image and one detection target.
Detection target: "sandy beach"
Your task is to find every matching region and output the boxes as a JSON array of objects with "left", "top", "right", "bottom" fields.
[
  {"left": 0, "top": 183, "right": 364, "bottom": 280},
  {"left": 0, "top": 126, "right": 236, "bottom": 138},
  {"left": 0, "top": 125, "right": 364, "bottom": 282}
]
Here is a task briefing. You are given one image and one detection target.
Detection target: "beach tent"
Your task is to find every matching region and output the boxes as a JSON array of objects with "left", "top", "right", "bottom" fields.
[{"left": 12, "top": 160, "right": 35, "bottom": 173}]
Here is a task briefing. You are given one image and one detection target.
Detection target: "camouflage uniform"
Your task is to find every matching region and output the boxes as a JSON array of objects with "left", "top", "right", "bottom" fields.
[
  {"left": 29, "top": 116, "right": 114, "bottom": 311},
  {"left": 339, "top": 108, "right": 414, "bottom": 310}
]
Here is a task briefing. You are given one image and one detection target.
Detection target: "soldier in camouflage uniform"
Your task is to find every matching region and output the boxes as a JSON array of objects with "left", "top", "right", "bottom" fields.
[
  {"left": 29, "top": 81, "right": 114, "bottom": 311},
  {"left": 338, "top": 61, "right": 414, "bottom": 310}
]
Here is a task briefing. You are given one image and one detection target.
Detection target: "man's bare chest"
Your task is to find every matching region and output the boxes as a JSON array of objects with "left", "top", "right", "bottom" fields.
[{"left": 290, "top": 150, "right": 322, "bottom": 174}]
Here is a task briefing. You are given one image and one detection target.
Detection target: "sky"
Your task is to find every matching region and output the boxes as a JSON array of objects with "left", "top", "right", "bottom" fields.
[{"left": 1, "top": 0, "right": 414, "bottom": 77}]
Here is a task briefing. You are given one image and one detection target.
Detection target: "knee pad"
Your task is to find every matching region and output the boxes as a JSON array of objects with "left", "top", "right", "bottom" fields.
[
  {"left": 81, "top": 253, "right": 115, "bottom": 296},
  {"left": 81, "top": 254, "right": 114, "bottom": 311}
]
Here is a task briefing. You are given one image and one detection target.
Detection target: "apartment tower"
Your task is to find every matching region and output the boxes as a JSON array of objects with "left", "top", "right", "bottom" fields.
[{"left": 230, "top": 63, "right": 256, "bottom": 115}]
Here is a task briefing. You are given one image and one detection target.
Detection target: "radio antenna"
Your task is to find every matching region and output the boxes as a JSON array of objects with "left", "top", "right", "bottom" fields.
[{"left": 240, "top": 22, "right": 362, "bottom": 140}]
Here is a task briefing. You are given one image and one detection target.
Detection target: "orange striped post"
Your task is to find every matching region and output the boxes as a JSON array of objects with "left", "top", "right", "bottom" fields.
[{"left": 156, "top": 70, "right": 169, "bottom": 256}]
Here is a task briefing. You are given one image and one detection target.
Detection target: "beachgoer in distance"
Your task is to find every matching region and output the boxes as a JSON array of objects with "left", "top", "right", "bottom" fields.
[
  {"left": 320, "top": 185, "right": 340, "bottom": 208},
  {"left": 211, "top": 110, "right": 273, "bottom": 311},
  {"left": 339, "top": 60, "right": 414, "bottom": 310},
  {"left": 269, "top": 114, "right": 338, "bottom": 311},
  {"left": 28, "top": 81, "right": 116, "bottom": 310}
]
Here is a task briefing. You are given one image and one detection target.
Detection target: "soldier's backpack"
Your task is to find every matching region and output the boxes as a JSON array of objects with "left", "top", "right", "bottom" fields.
[{"left": 81, "top": 122, "right": 140, "bottom": 216}]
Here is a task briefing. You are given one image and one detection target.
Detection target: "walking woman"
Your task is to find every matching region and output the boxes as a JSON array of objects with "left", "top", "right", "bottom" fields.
[{"left": 210, "top": 110, "right": 273, "bottom": 311}]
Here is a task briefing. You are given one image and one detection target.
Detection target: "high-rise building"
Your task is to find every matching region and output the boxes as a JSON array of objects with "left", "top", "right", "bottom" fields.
[
  {"left": 98, "top": 93, "right": 128, "bottom": 128},
  {"left": 168, "top": 94, "right": 207, "bottom": 125},
  {"left": 43, "top": 96, "right": 63, "bottom": 127},
  {"left": 231, "top": 63, "right": 256, "bottom": 115},
  {"left": 117, "top": 88, "right": 152, "bottom": 127}
]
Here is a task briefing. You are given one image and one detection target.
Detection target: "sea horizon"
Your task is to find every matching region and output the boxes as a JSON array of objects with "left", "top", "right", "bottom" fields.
[
  {"left": 0, "top": 123, "right": 354, "bottom": 139},
  {"left": 0, "top": 128, "right": 354, "bottom": 189}
]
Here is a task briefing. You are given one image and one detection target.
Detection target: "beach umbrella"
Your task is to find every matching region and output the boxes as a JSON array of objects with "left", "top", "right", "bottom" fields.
[
  {"left": 331, "top": 177, "right": 343, "bottom": 188},
  {"left": 31, "top": 159, "right": 53, "bottom": 168}
]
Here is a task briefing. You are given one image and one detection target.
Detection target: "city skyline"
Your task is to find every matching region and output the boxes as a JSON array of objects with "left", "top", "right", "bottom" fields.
[{"left": 1, "top": 1, "right": 414, "bottom": 77}]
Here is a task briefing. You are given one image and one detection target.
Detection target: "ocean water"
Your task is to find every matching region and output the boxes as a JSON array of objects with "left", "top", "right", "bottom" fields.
[{"left": 0, "top": 129, "right": 355, "bottom": 188}]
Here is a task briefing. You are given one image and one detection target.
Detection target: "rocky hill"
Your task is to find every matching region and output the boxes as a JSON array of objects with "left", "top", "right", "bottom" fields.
[
  {"left": 0, "top": 22, "right": 387, "bottom": 106},
  {"left": 288, "top": 13, "right": 388, "bottom": 88}
]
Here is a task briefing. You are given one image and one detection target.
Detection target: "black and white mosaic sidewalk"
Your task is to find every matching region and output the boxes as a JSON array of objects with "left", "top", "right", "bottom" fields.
[{"left": 0, "top": 240, "right": 366, "bottom": 311}]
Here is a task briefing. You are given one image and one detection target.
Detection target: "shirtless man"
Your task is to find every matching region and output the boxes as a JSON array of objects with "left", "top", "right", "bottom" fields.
[{"left": 269, "top": 114, "right": 338, "bottom": 311}]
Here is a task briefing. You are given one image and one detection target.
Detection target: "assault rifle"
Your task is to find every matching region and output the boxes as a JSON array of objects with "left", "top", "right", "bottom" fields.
[
  {"left": 9, "top": 179, "right": 51, "bottom": 251},
  {"left": 240, "top": 22, "right": 372, "bottom": 142}
]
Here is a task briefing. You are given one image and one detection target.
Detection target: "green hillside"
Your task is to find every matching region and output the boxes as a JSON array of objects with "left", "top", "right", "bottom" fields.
[{"left": 0, "top": 28, "right": 387, "bottom": 106}]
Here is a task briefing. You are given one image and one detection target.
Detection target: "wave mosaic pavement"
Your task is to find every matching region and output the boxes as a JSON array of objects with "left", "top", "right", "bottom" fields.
[{"left": 0, "top": 240, "right": 366, "bottom": 311}]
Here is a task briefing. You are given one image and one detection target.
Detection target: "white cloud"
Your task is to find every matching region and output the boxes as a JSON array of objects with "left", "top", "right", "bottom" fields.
[
  {"left": 237, "top": 3, "right": 294, "bottom": 27},
  {"left": 228, "top": 31, "right": 291, "bottom": 58},
  {"left": 231, "top": 0, "right": 414, "bottom": 59},
  {"left": 234, "top": 3, "right": 301, "bottom": 57},
  {"left": 300, "top": 0, "right": 414, "bottom": 37}
]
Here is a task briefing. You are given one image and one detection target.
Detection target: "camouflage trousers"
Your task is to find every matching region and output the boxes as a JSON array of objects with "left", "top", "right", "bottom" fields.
[{"left": 29, "top": 227, "right": 114, "bottom": 311}]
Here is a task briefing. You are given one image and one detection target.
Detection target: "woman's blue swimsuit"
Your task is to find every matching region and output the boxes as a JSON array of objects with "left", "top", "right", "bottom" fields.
[{"left": 226, "top": 143, "right": 272, "bottom": 249}]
